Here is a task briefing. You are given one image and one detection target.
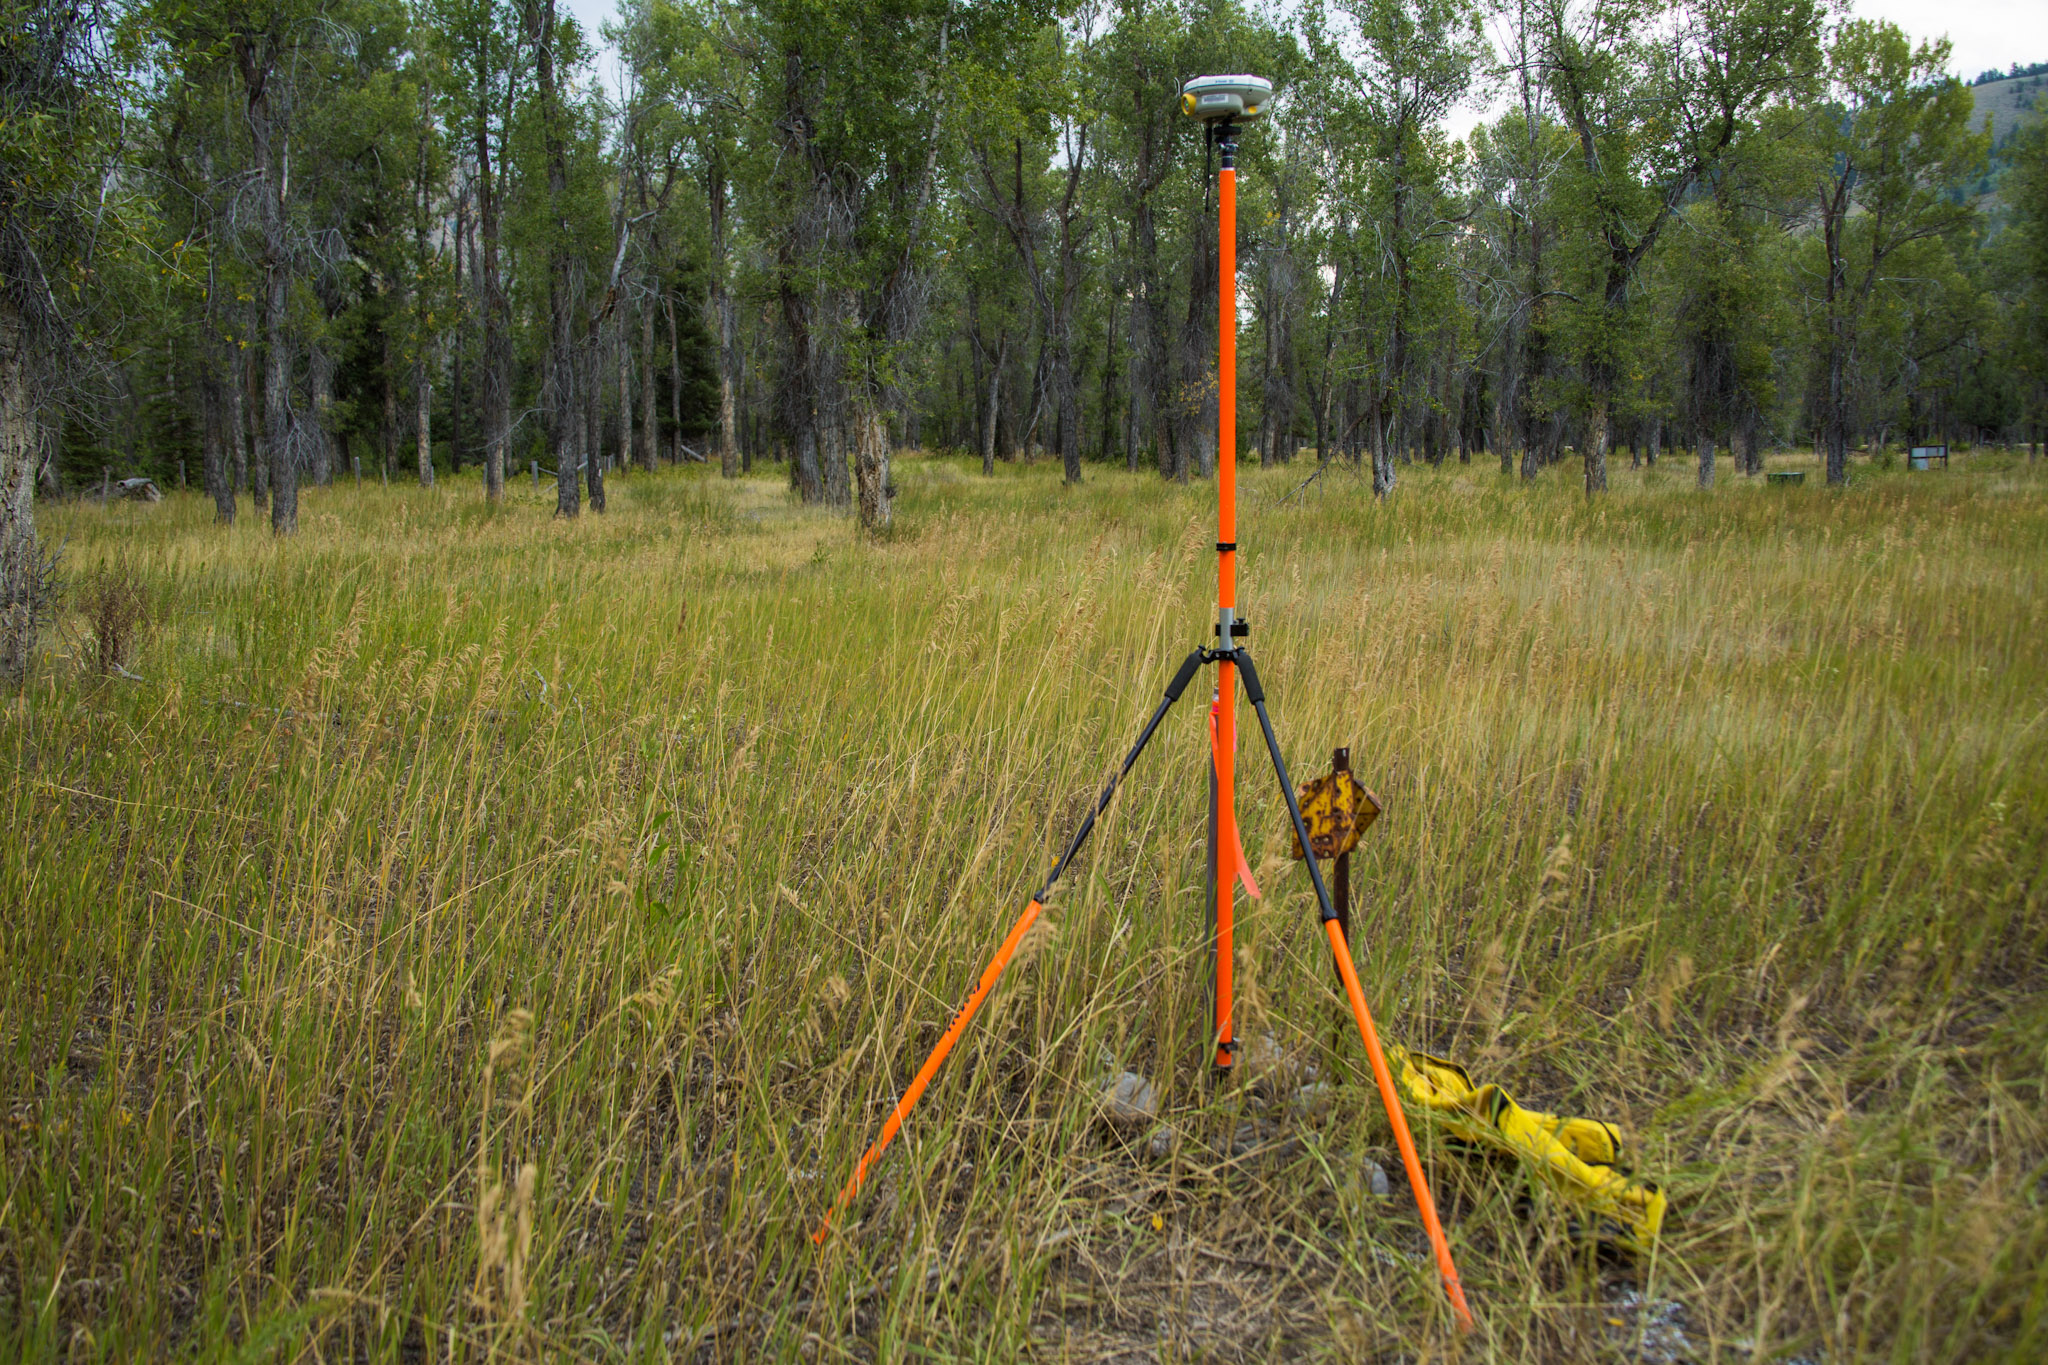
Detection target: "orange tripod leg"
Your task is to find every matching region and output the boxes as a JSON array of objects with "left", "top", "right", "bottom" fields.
[
  {"left": 1327, "top": 919, "right": 1476, "bottom": 1333},
  {"left": 1233, "top": 649, "right": 1476, "bottom": 1333},
  {"left": 812, "top": 897, "right": 1041, "bottom": 1244},
  {"left": 813, "top": 649, "right": 1207, "bottom": 1244}
]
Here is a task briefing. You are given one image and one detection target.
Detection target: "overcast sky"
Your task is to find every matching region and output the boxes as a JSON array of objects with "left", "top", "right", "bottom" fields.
[{"left": 562, "top": 0, "right": 2047, "bottom": 130}]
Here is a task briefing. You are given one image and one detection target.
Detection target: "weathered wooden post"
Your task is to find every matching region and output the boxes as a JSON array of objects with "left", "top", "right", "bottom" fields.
[{"left": 1332, "top": 746, "right": 1351, "bottom": 945}]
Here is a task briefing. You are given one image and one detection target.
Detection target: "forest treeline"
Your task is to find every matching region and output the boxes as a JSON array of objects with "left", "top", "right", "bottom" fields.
[{"left": 4, "top": 0, "right": 2048, "bottom": 656}]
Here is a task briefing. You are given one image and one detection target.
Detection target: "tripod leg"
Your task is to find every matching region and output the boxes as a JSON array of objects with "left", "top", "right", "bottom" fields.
[
  {"left": 813, "top": 648, "right": 1208, "bottom": 1244},
  {"left": 1326, "top": 918, "right": 1475, "bottom": 1333},
  {"left": 1233, "top": 650, "right": 1475, "bottom": 1333},
  {"left": 1231, "top": 652, "right": 1338, "bottom": 920},
  {"left": 812, "top": 895, "right": 1043, "bottom": 1244}
]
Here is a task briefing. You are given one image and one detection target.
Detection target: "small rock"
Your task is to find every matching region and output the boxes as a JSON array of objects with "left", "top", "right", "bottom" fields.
[
  {"left": 1146, "top": 1124, "right": 1176, "bottom": 1159},
  {"left": 1238, "top": 1032, "right": 1305, "bottom": 1093},
  {"left": 1366, "top": 1160, "right": 1391, "bottom": 1197},
  {"left": 1100, "top": 1071, "right": 1158, "bottom": 1129},
  {"left": 1289, "top": 1081, "right": 1333, "bottom": 1118},
  {"left": 1602, "top": 1288, "right": 1694, "bottom": 1365}
]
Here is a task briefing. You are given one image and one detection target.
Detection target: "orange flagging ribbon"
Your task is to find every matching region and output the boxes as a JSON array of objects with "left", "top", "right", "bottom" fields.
[{"left": 1209, "top": 700, "right": 1260, "bottom": 900}]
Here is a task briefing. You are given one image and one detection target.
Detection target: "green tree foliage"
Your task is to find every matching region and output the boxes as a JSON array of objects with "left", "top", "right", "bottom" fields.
[
  {"left": 15, "top": 0, "right": 2048, "bottom": 580},
  {"left": 1805, "top": 20, "right": 1986, "bottom": 483},
  {"left": 1303, "top": 0, "right": 1482, "bottom": 496},
  {"left": 1538, "top": 0, "right": 1823, "bottom": 493},
  {"left": 0, "top": 0, "right": 139, "bottom": 673}
]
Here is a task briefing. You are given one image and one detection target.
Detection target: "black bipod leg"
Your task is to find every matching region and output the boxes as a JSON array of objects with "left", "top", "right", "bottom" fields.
[
  {"left": 1229, "top": 649, "right": 1479, "bottom": 1332},
  {"left": 1229, "top": 650, "right": 1339, "bottom": 927},
  {"left": 1037, "top": 647, "right": 1207, "bottom": 896}
]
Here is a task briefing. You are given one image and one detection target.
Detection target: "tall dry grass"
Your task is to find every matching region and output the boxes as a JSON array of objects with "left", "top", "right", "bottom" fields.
[{"left": 2, "top": 449, "right": 2043, "bottom": 1360}]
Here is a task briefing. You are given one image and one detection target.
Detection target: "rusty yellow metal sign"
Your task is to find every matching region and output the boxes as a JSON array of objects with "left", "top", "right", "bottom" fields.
[{"left": 1290, "top": 770, "right": 1381, "bottom": 860}]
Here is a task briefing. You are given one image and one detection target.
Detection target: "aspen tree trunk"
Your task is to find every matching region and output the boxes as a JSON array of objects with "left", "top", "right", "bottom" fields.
[
  {"left": 639, "top": 288, "right": 657, "bottom": 471},
  {"left": 1697, "top": 433, "right": 1715, "bottom": 488},
  {"left": 665, "top": 290, "right": 683, "bottom": 465},
  {"left": 0, "top": 304, "right": 41, "bottom": 679},
  {"left": 982, "top": 333, "right": 1004, "bottom": 476},
  {"left": 616, "top": 310, "right": 631, "bottom": 475},
  {"left": 417, "top": 372, "right": 433, "bottom": 486},
  {"left": 852, "top": 390, "right": 891, "bottom": 531}
]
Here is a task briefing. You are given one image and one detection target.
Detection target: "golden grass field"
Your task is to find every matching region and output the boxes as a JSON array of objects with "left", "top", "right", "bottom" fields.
[{"left": 3, "top": 447, "right": 2044, "bottom": 1361}]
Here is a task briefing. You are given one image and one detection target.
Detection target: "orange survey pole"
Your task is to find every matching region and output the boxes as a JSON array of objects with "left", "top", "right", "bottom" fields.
[
  {"left": 1326, "top": 918, "right": 1476, "bottom": 1333},
  {"left": 812, "top": 897, "right": 1042, "bottom": 1244},
  {"left": 1212, "top": 120, "right": 1240, "bottom": 1071}
]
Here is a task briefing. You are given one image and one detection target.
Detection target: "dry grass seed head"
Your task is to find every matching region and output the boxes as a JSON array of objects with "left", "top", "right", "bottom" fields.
[{"left": 78, "top": 557, "right": 154, "bottom": 675}]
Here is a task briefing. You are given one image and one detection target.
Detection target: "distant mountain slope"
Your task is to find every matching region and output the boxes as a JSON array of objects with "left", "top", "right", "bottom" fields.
[{"left": 1971, "top": 73, "right": 2045, "bottom": 144}]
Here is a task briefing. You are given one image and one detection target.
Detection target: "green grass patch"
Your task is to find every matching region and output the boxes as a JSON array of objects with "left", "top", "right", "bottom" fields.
[{"left": 3, "top": 451, "right": 2044, "bottom": 1360}]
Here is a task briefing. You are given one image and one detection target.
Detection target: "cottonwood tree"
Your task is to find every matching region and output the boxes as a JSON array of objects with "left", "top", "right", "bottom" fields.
[
  {"left": 298, "top": 5, "right": 428, "bottom": 485},
  {"left": 1668, "top": 196, "right": 1778, "bottom": 485},
  {"left": 135, "top": 0, "right": 321, "bottom": 531},
  {"left": 525, "top": 0, "right": 584, "bottom": 515},
  {"left": 749, "top": 0, "right": 986, "bottom": 527},
  {"left": 147, "top": 57, "right": 249, "bottom": 522},
  {"left": 1092, "top": 0, "right": 1194, "bottom": 478},
  {"left": 1805, "top": 20, "right": 1984, "bottom": 485},
  {"left": 1246, "top": 54, "right": 1311, "bottom": 469},
  {"left": 1537, "top": 0, "right": 1821, "bottom": 494},
  {"left": 0, "top": 0, "right": 131, "bottom": 674},
  {"left": 228, "top": 1, "right": 323, "bottom": 531},
  {"left": 2002, "top": 122, "right": 2048, "bottom": 449},
  {"left": 1303, "top": 0, "right": 1483, "bottom": 497},
  {"left": 430, "top": 0, "right": 526, "bottom": 501},
  {"left": 965, "top": 16, "right": 1099, "bottom": 485},
  {"left": 619, "top": 0, "right": 744, "bottom": 478},
  {"left": 408, "top": 64, "right": 449, "bottom": 486}
]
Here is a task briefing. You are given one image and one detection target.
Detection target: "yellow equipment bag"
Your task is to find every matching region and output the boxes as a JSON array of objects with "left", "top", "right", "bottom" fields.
[{"left": 1389, "top": 1046, "right": 1668, "bottom": 1255}]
